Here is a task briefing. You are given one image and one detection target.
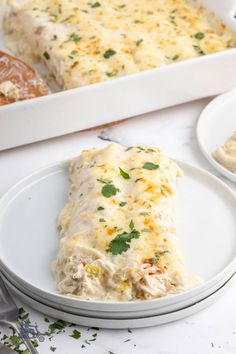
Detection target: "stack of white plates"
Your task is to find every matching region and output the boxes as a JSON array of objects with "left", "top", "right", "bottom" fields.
[{"left": 0, "top": 160, "right": 235, "bottom": 328}]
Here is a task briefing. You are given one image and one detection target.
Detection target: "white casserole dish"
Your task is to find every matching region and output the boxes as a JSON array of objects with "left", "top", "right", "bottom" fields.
[{"left": 1, "top": 0, "right": 236, "bottom": 151}]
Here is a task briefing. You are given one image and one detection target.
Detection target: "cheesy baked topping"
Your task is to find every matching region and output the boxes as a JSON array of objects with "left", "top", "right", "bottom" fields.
[
  {"left": 4, "top": 0, "right": 236, "bottom": 89},
  {"left": 53, "top": 144, "right": 199, "bottom": 301}
]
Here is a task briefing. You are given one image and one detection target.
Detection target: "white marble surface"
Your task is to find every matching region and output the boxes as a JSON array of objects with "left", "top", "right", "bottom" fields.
[{"left": 0, "top": 98, "right": 236, "bottom": 354}]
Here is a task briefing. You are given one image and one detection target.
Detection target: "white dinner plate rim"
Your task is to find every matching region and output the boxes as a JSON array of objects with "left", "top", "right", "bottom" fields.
[
  {"left": 2, "top": 272, "right": 235, "bottom": 329},
  {"left": 1, "top": 268, "right": 235, "bottom": 319},
  {"left": 196, "top": 88, "right": 236, "bottom": 183},
  {"left": 0, "top": 160, "right": 236, "bottom": 310}
]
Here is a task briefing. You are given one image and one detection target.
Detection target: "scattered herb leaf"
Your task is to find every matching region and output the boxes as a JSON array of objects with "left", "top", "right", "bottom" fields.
[
  {"left": 136, "top": 39, "right": 143, "bottom": 46},
  {"left": 129, "top": 220, "right": 134, "bottom": 230},
  {"left": 70, "top": 329, "right": 81, "bottom": 339},
  {"left": 103, "top": 49, "right": 116, "bottom": 58},
  {"left": 142, "top": 162, "right": 159, "bottom": 170},
  {"left": 106, "top": 229, "right": 140, "bottom": 255},
  {"left": 194, "top": 32, "right": 205, "bottom": 40},
  {"left": 119, "top": 167, "right": 130, "bottom": 179},
  {"left": 102, "top": 184, "right": 120, "bottom": 198},
  {"left": 91, "top": 2, "right": 101, "bottom": 8},
  {"left": 43, "top": 51, "right": 50, "bottom": 60},
  {"left": 106, "top": 72, "right": 116, "bottom": 77},
  {"left": 69, "top": 33, "right": 82, "bottom": 43}
]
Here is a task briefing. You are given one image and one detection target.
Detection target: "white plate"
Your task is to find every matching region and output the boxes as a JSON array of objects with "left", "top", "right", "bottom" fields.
[
  {"left": 2, "top": 266, "right": 235, "bottom": 319},
  {"left": 0, "top": 158, "right": 236, "bottom": 316},
  {"left": 2, "top": 272, "right": 235, "bottom": 329},
  {"left": 197, "top": 89, "right": 236, "bottom": 183},
  {"left": 1, "top": 0, "right": 236, "bottom": 150}
]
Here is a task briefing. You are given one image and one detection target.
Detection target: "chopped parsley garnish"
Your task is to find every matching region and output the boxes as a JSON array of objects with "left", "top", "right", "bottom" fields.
[
  {"left": 119, "top": 167, "right": 130, "bottom": 179},
  {"left": 193, "top": 45, "right": 205, "bottom": 55},
  {"left": 70, "top": 329, "right": 81, "bottom": 339},
  {"left": 69, "top": 33, "right": 82, "bottom": 43},
  {"left": 50, "top": 347, "right": 57, "bottom": 352},
  {"left": 129, "top": 220, "right": 134, "bottom": 230},
  {"left": 9, "top": 335, "right": 21, "bottom": 347},
  {"left": 102, "top": 184, "right": 120, "bottom": 198},
  {"left": 52, "top": 34, "right": 58, "bottom": 40},
  {"left": 106, "top": 229, "right": 140, "bottom": 255},
  {"left": 48, "top": 320, "right": 66, "bottom": 333},
  {"left": 99, "top": 218, "right": 106, "bottom": 222},
  {"left": 125, "top": 147, "right": 133, "bottom": 151},
  {"left": 172, "top": 54, "right": 179, "bottom": 60},
  {"left": 90, "top": 2, "right": 101, "bottom": 8},
  {"left": 119, "top": 201, "right": 127, "bottom": 207},
  {"left": 142, "top": 162, "right": 159, "bottom": 170},
  {"left": 97, "top": 206, "right": 104, "bottom": 210},
  {"left": 106, "top": 71, "right": 116, "bottom": 77},
  {"left": 103, "top": 49, "right": 116, "bottom": 59},
  {"left": 97, "top": 178, "right": 112, "bottom": 184},
  {"left": 43, "top": 51, "right": 50, "bottom": 60},
  {"left": 135, "top": 178, "right": 142, "bottom": 183},
  {"left": 149, "top": 257, "right": 158, "bottom": 264},
  {"left": 136, "top": 39, "right": 143, "bottom": 46},
  {"left": 194, "top": 32, "right": 205, "bottom": 40}
]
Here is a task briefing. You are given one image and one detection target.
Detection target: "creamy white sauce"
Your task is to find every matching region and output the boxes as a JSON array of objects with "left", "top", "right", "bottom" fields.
[{"left": 213, "top": 132, "right": 236, "bottom": 174}]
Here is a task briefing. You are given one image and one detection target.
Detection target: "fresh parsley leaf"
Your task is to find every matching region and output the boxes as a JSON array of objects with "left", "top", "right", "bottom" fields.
[
  {"left": 9, "top": 335, "right": 21, "bottom": 347},
  {"left": 43, "top": 51, "right": 50, "bottom": 60},
  {"left": 97, "top": 178, "right": 112, "bottom": 184},
  {"left": 142, "top": 162, "right": 159, "bottom": 170},
  {"left": 129, "top": 220, "right": 134, "bottom": 230},
  {"left": 119, "top": 167, "right": 130, "bottom": 179},
  {"left": 136, "top": 39, "right": 143, "bottom": 46},
  {"left": 149, "top": 257, "right": 158, "bottom": 264},
  {"left": 135, "top": 178, "right": 142, "bottom": 183},
  {"left": 50, "top": 347, "right": 57, "bottom": 352},
  {"left": 119, "top": 202, "right": 127, "bottom": 207},
  {"left": 102, "top": 184, "right": 119, "bottom": 198},
  {"left": 106, "top": 229, "right": 140, "bottom": 255},
  {"left": 70, "top": 329, "right": 81, "bottom": 339},
  {"left": 172, "top": 54, "right": 179, "bottom": 60},
  {"left": 97, "top": 206, "right": 104, "bottom": 210},
  {"left": 193, "top": 45, "right": 205, "bottom": 55},
  {"left": 106, "top": 71, "right": 116, "bottom": 77},
  {"left": 99, "top": 218, "right": 106, "bottom": 222},
  {"left": 103, "top": 49, "right": 116, "bottom": 58},
  {"left": 49, "top": 320, "right": 66, "bottom": 332},
  {"left": 91, "top": 1, "right": 101, "bottom": 8},
  {"left": 194, "top": 32, "right": 205, "bottom": 40},
  {"left": 69, "top": 33, "right": 82, "bottom": 43}
]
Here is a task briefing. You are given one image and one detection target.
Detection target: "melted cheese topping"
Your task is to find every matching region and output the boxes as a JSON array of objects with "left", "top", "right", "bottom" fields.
[
  {"left": 53, "top": 144, "right": 199, "bottom": 301},
  {"left": 4, "top": 0, "right": 236, "bottom": 89}
]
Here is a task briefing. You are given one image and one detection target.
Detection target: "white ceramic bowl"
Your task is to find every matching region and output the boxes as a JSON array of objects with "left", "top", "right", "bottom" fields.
[{"left": 197, "top": 88, "right": 236, "bottom": 183}]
